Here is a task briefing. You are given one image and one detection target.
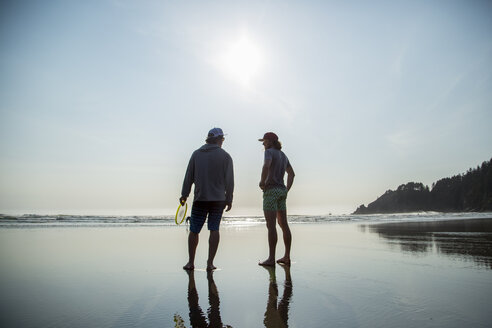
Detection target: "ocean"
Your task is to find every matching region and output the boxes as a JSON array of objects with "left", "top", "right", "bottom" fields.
[{"left": 1, "top": 211, "right": 492, "bottom": 228}]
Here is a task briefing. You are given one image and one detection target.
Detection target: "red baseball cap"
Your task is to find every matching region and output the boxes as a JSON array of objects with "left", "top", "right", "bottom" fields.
[{"left": 258, "top": 132, "right": 278, "bottom": 142}]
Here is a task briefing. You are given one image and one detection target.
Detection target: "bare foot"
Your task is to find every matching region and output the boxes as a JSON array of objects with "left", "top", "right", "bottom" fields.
[
  {"left": 276, "top": 257, "right": 291, "bottom": 266},
  {"left": 183, "top": 263, "right": 194, "bottom": 270},
  {"left": 206, "top": 264, "right": 217, "bottom": 271},
  {"left": 258, "top": 259, "right": 276, "bottom": 266}
]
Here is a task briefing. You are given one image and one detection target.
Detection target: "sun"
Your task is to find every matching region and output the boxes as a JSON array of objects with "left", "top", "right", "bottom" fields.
[{"left": 221, "top": 34, "right": 263, "bottom": 87}]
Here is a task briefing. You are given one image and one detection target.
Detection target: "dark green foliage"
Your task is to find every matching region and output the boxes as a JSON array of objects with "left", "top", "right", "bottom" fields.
[{"left": 354, "top": 157, "right": 492, "bottom": 214}]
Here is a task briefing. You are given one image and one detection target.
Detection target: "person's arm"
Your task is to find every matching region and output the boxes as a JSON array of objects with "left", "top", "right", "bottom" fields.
[
  {"left": 286, "top": 164, "right": 295, "bottom": 191},
  {"left": 259, "top": 158, "right": 272, "bottom": 191},
  {"left": 180, "top": 155, "right": 195, "bottom": 205},
  {"left": 224, "top": 155, "right": 234, "bottom": 212}
]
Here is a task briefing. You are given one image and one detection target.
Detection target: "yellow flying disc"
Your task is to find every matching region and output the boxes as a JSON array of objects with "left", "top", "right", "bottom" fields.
[{"left": 175, "top": 202, "right": 188, "bottom": 225}]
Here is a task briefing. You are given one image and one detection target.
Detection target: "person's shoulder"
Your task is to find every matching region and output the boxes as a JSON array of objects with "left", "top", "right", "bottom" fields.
[
  {"left": 220, "top": 148, "right": 233, "bottom": 159},
  {"left": 191, "top": 146, "right": 207, "bottom": 159},
  {"left": 268, "top": 148, "right": 284, "bottom": 156},
  {"left": 280, "top": 150, "right": 289, "bottom": 160}
]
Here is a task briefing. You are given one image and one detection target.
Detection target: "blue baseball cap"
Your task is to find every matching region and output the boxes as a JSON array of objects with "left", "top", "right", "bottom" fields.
[{"left": 208, "top": 127, "right": 225, "bottom": 138}]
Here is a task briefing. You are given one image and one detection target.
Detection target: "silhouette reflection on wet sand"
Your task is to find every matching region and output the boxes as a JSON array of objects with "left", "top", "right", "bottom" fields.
[
  {"left": 174, "top": 271, "right": 232, "bottom": 328},
  {"left": 262, "top": 265, "right": 293, "bottom": 328},
  {"left": 363, "top": 218, "right": 492, "bottom": 269}
]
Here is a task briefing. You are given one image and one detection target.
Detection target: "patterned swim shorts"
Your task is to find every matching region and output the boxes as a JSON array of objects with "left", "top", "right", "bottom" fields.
[{"left": 263, "top": 188, "right": 288, "bottom": 212}]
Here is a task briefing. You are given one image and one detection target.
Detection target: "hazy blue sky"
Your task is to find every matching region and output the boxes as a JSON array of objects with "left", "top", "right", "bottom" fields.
[{"left": 1, "top": 0, "right": 491, "bottom": 215}]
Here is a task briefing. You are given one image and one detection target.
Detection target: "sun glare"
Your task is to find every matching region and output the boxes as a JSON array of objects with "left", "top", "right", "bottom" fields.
[{"left": 221, "top": 34, "right": 263, "bottom": 87}]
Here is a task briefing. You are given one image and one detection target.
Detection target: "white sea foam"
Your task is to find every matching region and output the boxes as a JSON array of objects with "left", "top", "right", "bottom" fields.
[{"left": 1, "top": 212, "right": 491, "bottom": 228}]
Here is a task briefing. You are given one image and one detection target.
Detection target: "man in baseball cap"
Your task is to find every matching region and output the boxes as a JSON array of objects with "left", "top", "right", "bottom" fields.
[
  {"left": 180, "top": 127, "right": 234, "bottom": 271},
  {"left": 258, "top": 132, "right": 295, "bottom": 267}
]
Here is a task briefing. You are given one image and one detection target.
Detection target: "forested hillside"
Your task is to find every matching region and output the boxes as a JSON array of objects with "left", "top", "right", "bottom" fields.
[{"left": 354, "top": 158, "right": 492, "bottom": 214}]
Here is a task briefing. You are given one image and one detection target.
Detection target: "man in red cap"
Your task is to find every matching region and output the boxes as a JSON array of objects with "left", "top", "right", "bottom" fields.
[{"left": 258, "top": 132, "right": 295, "bottom": 266}]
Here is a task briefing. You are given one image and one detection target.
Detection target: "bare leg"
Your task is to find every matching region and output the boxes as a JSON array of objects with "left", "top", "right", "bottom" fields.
[
  {"left": 183, "top": 231, "right": 199, "bottom": 270},
  {"left": 207, "top": 230, "right": 220, "bottom": 271},
  {"left": 259, "top": 210, "right": 277, "bottom": 266},
  {"left": 276, "top": 210, "right": 291, "bottom": 266}
]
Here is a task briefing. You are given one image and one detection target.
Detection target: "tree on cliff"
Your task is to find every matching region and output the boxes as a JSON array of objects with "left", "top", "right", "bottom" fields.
[{"left": 354, "top": 157, "right": 492, "bottom": 214}]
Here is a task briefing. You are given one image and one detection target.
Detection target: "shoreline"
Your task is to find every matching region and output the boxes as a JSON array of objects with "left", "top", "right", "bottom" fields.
[{"left": 1, "top": 212, "right": 492, "bottom": 229}]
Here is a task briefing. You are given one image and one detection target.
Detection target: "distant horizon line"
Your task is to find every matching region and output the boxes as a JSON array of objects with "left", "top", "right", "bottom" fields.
[
  {"left": 0, "top": 206, "right": 355, "bottom": 217},
  {"left": 4, "top": 210, "right": 491, "bottom": 218}
]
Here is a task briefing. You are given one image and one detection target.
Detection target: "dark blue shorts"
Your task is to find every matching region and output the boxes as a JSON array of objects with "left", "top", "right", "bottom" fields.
[{"left": 189, "top": 201, "right": 225, "bottom": 234}]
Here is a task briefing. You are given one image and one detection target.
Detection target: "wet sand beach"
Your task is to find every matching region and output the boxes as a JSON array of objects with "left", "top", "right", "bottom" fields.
[{"left": 1, "top": 218, "right": 491, "bottom": 327}]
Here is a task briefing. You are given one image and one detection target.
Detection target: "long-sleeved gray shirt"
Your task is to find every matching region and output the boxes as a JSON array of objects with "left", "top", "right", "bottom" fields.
[{"left": 181, "top": 144, "right": 234, "bottom": 203}]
